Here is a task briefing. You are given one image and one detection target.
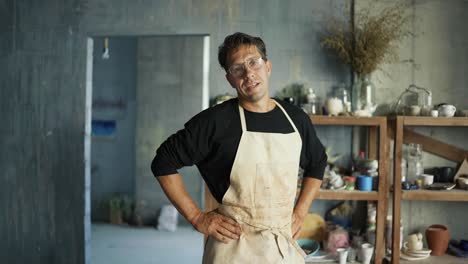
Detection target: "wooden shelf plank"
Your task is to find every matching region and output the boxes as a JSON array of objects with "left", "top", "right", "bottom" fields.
[
  {"left": 316, "top": 189, "right": 379, "bottom": 200},
  {"left": 399, "top": 254, "right": 468, "bottom": 264},
  {"left": 310, "top": 115, "right": 385, "bottom": 126},
  {"left": 402, "top": 116, "right": 468, "bottom": 126},
  {"left": 402, "top": 189, "right": 468, "bottom": 201}
]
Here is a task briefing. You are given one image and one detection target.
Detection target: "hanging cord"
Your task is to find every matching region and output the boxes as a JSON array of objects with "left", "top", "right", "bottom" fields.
[{"left": 102, "top": 37, "right": 110, "bottom": 59}]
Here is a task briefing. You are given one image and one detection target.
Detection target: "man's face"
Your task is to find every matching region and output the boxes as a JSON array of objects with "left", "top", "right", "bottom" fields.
[{"left": 225, "top": 45, "right": 272, "bottom": 103}]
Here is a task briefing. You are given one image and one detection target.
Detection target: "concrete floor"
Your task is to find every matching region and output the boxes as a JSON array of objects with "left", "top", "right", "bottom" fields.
[{"left": 91, "top": 223, "right": 204, "bottom": 264}]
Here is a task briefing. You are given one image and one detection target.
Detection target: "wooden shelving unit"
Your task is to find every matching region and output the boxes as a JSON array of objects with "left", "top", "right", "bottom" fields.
[
  {"left": 389, "top": 116, "right": 468, "bottom": 264},
  {"left": 315, "top": 190, "right": 379, "bottom": 201},
  {"left": 311, "top": 116, "right": 389, "bottom": 264},
  {"left": 399, "top": 254, "right": 468, "bottom": 264},
  {"left": 401, "top": 189, "right": 468, "bottom": 201}
]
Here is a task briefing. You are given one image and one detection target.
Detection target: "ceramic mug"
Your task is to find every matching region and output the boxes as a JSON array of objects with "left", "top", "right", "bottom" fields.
[
  {"left": 421, "top": 174, "right": 434, "bottom": 187},
  {"left": 404, "top": 233, "right": 424, "bottom": 251},
  {"left": 409, "top": 105, "right": 421, "bottom": 116},
  {"left": 403, "top": 240, "right": 424, "bottom": 252},
  {"left": 430, "top": 110, "right": 439, "bottom": 117}
]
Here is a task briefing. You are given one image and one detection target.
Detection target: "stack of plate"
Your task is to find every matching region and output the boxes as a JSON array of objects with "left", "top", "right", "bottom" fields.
[{"left": 400, "top": 248, "right": 432, "bottom": 261}]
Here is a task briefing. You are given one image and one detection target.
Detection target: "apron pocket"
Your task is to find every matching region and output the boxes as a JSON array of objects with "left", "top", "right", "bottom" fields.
[{"left": 254, "top": 162, "right": 298, "bottom": 209}]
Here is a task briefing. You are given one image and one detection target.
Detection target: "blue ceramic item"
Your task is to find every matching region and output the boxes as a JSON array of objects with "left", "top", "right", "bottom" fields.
[{"left": 297, "top": 238, "right": 320, "bottom": 256}]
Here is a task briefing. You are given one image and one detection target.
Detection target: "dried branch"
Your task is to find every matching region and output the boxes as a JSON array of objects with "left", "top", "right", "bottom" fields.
[{"left": 321, "top": 2, "right": 411, "bottom": 75}]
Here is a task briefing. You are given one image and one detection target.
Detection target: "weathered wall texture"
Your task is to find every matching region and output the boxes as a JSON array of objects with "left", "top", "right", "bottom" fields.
[
  {"left": 0, "top": 1, "right": 86, "bottom": 263},
  {"left": 135, "top": 36, "right": 205, "bottom": 225}
]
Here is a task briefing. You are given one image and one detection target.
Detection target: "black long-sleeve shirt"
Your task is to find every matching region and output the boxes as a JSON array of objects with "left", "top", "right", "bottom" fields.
[{"left": 151, "top": 98, "right": 327, "bottom": 203}]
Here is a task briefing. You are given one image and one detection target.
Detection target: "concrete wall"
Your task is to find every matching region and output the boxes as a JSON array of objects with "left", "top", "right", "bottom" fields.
[
  {"left": 91, "top": 37, "right": 137, "bottom": 221},
  {"left": 0, "top": 1, "right": 86, "bottom": 263},
  {"left": 135, "top": 36, "right": 206, "bottom": 225}
]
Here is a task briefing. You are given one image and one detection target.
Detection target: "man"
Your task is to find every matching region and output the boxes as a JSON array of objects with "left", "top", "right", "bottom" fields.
[{"left": 151, "top": 32, "right": 327, "bottom": 263}]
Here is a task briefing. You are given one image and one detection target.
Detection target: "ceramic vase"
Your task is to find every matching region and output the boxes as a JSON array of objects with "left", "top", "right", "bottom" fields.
[
  {"left": 360, "top": 243, "right": 374, "bottom": 264},
  {"left": 425, "top": 224, "right": 450, "bottom": 256},
  {"left": 336, "top": 248, "right": 348, "bottom": 264}
]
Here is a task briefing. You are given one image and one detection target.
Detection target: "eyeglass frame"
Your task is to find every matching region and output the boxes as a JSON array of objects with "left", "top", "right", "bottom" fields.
[{"left": 227, "top": 56, "right": 266, "bottom": 78}]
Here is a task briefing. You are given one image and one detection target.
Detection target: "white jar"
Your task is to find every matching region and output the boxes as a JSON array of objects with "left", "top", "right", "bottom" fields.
[{"left": 325, "top": 97, "right": 344, "bottom": 116}]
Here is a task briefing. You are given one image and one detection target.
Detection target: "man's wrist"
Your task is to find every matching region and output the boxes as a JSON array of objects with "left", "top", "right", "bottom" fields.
[
  {"left": 188, "top": 210, "right": 203, "bottom": 227},
  {"left": 293, "top": 207, "right": 308, "bottom": 219}
]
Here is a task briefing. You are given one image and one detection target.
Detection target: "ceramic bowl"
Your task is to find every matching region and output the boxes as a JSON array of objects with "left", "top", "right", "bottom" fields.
[
  {"left": 297, "top": 238, "right": 320, "bottom": 256},
  {"left": 457, "top": 177, "right": 468, "bottom": 190}
]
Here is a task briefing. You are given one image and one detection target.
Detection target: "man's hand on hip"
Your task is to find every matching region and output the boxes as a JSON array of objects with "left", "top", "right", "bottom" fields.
[
  {"left": 291, "top": 211, "right": 306, "bottom": 240},
  {"left": 191, "top": 210, "right": 243, "bottom": 244}
]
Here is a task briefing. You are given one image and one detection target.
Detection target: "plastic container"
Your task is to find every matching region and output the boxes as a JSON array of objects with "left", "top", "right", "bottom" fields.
[
  {"left": 357, "top": 176, "right": 373, "bottom": 191},
  {"left": 344, "top": 176, "right": 356, "bottom": 190}
]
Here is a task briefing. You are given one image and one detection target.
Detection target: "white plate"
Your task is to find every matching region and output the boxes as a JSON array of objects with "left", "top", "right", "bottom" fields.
[
  {"left": 304, "top": 250, "right": 335, "bottom": 262},
  {"left": 304, "top": 250, "right": 328, "bottom": 259},
  {"left": 404, "top": 251, "right": 430, "bottom": 257},
  {"left": 400, "top": 252, "right": 430, "bottom": 261},
  {"left": 409, "top": 248, "right": 432, "bottom": 254}
]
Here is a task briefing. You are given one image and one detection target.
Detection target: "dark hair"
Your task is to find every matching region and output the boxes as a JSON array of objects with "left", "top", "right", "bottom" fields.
[{"left": 218, "top": 32, "right": 267, "bottom": 72}]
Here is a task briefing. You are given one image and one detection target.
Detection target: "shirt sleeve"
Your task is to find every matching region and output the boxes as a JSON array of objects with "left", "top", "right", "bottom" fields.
[
  {"left": 299, "top": 114, "right": 327, "bottom": 180},
  {"left": 151, "top": 114, "right": 213, "bottom": 177}
]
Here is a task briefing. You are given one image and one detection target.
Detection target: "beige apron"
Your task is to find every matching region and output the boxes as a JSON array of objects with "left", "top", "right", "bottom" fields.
[{"left": 202, "top": 100, "right": 306, "bottom": 264}]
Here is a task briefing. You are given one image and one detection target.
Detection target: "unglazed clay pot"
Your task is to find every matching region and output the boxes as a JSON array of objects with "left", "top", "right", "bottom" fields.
[{"left": 425, "top": 224, "right": 450, "bottom": 256}]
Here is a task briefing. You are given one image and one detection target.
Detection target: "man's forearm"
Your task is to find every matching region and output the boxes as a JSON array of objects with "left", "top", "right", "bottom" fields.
[
  {"left": 294, "top": 177, "right": 322, "bottom": 217},
  {"left": 156, "top": 173, "right": 202, "bottom": 225}
]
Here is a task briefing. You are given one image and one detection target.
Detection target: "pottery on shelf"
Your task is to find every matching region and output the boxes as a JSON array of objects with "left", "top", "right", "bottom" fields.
[{"left": 425, "top": 224, "right": 450, "bottom": 256}]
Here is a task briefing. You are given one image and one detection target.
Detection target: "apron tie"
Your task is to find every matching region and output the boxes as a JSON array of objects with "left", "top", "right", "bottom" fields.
[{"left": 244, "top": 221, "right": 307, "bottom": 259}]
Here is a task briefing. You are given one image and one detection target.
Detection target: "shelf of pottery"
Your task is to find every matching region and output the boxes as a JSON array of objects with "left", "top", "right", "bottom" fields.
[
  {"left": 307, "top": 116, "right": 390, "bottom": 264},
  {"left": 388, "top": 116, "right": 468, "bottom": 264}
]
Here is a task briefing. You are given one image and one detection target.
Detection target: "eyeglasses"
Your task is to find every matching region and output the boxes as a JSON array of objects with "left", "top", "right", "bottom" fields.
[{"left": 228, "top": 57, "right": 265, "bottom": 78}]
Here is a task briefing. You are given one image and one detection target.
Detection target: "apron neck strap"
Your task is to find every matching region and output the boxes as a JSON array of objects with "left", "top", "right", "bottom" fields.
[
  {"left": 238, "top": 99, "right": 299, "bottom": 133},
  {"left": 238, "top": 105, "right": 247, "bottom": 132},
  {"left": 272, "top": 100, "right": 299, "bottom": 133}
]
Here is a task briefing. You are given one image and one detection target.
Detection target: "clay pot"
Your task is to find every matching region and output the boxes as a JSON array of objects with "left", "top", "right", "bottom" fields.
[{"left": 425, "top": 224, "right": 450, "bottom": 256}]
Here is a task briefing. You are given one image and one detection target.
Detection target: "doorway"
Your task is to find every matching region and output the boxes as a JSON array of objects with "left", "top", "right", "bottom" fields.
[{"left": 84, "top": 35, "right": 210, "bottom": 264}]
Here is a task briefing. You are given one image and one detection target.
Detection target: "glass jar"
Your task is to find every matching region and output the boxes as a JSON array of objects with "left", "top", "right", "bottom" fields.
[
  {"left": 303, "top": 88, "right": 321, "bottom": 115},
  {"left": 336, "top": 84, "right": 351, "bottom": 113},
  {"left": 352, "top": 74, "right": 377, "bottom": 114},
  {"left": 344, "top": 176, "right": 356, "bottom": 191},
  {"left": 407, "top": 143, "right": 423, "bottom": 184}
]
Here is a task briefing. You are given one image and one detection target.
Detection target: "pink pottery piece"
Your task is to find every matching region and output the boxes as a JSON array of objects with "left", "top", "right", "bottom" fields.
[{"left": 425, "top": 224, "right": 450, "bottom": 256}]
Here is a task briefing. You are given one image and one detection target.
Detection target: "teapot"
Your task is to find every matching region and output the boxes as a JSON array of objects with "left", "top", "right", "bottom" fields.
[{"left": 437, "top": 104, "right": 456, "bottom": 117}]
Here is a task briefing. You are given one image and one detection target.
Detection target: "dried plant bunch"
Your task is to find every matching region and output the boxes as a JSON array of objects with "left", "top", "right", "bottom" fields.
[{"left": 321, "top": 2, "right": 411, "bottom": 75}]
